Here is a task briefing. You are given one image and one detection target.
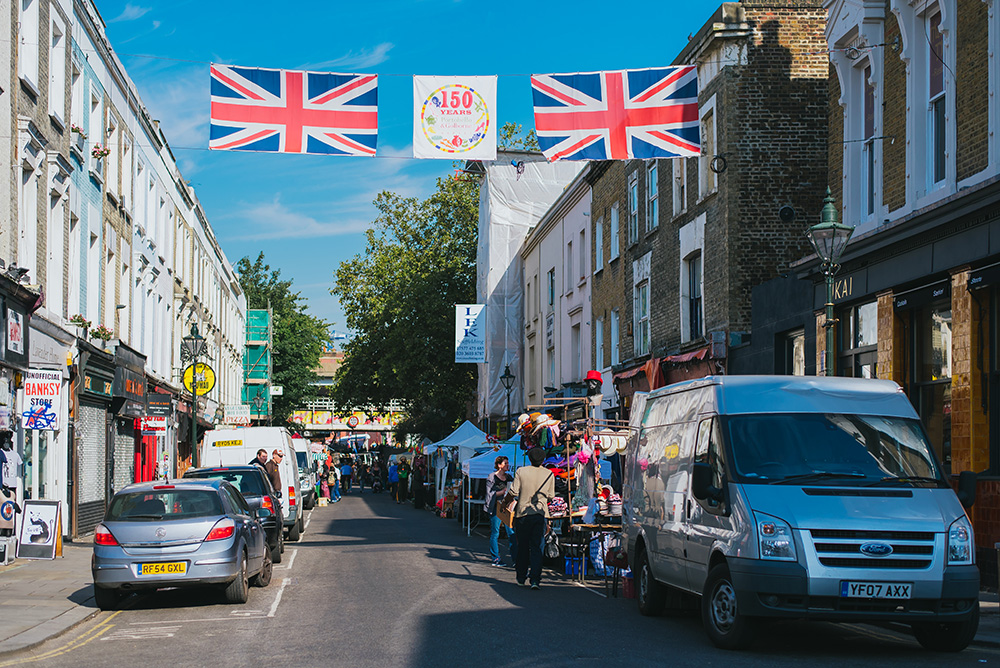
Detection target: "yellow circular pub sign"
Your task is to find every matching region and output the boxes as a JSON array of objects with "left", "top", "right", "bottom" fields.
[{"left": 183, "top": 363, "right": 216, "bottom": 396}]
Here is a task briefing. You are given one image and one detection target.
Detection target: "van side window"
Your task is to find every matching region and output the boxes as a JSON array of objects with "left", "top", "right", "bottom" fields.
[{"left": 695, "top": 418, "right": 726, "bottom": 510}]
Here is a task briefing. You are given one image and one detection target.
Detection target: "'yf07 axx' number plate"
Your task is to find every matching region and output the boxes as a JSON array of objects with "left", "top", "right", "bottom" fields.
[{"left": 840, "top": 581, "right": 912, "bottom": 598}]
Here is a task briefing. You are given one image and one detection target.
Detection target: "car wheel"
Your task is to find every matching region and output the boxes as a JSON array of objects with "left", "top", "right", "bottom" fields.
[
  {"left": 298, "top": 515, "right": 305, "bottom": 535},
  {"left": 271, "top": 531, "right": 283, "bottom": 564},
  {"left": 636, "top": 548, "right": 666, "bottom": 616},
  {"left": 912, "top": 602, "right": 979, "bottom": 652},
  {"left": 287, "top": 518, "right": 300, "bottom": 542},
  {"left": 224, "top": 552, "right": 249, "bottom": 604},
  {"left": 304, "top": 493, "right": 314, "bottom": 510},
  {"left": 252, "top": 546, "right": 273, "bottom": 588},
  {"left": 93, "top": 585, "right": 120, "bottom": 611},
  {"left": 702, "top": 563, "right": 755, "bottom": 650}
]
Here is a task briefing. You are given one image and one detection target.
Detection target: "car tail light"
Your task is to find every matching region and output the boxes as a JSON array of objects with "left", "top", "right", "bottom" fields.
[
  {"left": 261, "top": 495, "right": 274, "bottom": 512},
  {"left": 205, "top": 518, "right": 235, "bottom": 541},
  {"left": 288, "top": 485, "right": 296, "bottom": 507},
  {"left": 94, "top": 524, "right": 119, "bottom": 546}
]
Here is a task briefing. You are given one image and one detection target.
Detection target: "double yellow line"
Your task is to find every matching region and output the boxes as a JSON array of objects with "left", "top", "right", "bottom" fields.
[{"left": 0, "top": 611, "right": 121, "bottom": 666}]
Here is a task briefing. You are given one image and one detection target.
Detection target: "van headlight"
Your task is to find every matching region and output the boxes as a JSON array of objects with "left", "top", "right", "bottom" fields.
[
  {"left": 755, "top": 512, "right": 796, "bottom": 561},
  {"left": 948, "top": 516, "right": 974, "bottom": 565}
]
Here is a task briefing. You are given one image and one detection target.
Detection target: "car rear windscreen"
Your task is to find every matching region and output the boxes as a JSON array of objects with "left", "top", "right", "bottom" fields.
[
  {"left": 296, "top": 452, "right": 308, "bottom": 469},
  {"left": 106, "top": 490, "right": 224, "bottom": 521},
  {"left": 185, "top": 470, "right": 267, "bottom": 496}
]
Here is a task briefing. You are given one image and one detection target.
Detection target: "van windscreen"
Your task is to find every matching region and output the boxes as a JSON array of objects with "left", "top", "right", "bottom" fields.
[{"left": 727, "top": 413, "right": 943, "bottom": 484}]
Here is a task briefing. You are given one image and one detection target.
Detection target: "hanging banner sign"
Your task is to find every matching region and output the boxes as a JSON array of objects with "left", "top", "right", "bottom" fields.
[
  {"left": 182, "top": 363, "right": 216, "bottom": 396},
  {"left": 21, "top": 369, "right": 62, "bottom": 431},
  {"left": 413, "top": 76, "right": 496, "bottom": 160},
  {"left": 224, "top": 404, "right": 251, "bottom": 426},
  {"left": 455, "top": 304, "right": 486, "bottom": 364}
]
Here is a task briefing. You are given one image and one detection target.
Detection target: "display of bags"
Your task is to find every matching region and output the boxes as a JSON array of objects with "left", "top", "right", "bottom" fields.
[{"left": 544, "top": 531, "right": 561, "bottom": 559}]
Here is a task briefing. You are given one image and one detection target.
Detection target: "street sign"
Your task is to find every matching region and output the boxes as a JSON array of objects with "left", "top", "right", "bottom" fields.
[
  {"left": 138, "top": 416, "right": 167, "bottom": 433},
  {"left": 269, "top": 385, "right": 283, "bottom": 396},
  {"left": 182, "top": 363, "right": 216, "bottom": 396},
  {"left": 346, "top": 415, "right": 359, "bottom": 428},
  {"left": 224, "top": 404, "right": 251, "bottom": 426}
]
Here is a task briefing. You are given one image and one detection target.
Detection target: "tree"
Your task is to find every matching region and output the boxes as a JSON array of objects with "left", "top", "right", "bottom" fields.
[
  {"left": 236, "top": 252, "right": 328, "bottom": 423},
  {"left": 332, "top": 175, "right": 479, "bottom": 441}
]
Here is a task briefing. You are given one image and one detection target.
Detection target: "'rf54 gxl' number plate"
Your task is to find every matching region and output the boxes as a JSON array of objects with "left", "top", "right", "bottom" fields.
[{"left": 840, "top": 581, "right": 911, "bottom": 598}]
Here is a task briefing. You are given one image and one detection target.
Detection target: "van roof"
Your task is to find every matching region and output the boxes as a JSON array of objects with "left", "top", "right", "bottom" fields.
[{"left": 647, "top": 375, "right": 917, "bottom": 419}]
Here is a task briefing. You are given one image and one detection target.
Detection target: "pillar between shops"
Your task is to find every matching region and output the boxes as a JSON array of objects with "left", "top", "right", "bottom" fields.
[
  {"left": 876, "top": 290, "right": 905, "bottom": 385},
  {"left": 951, "top": 267, "right": 989, "bottom": 473},
  {"left": 814, "top": 311, "right": 827, "bottom": 375}
]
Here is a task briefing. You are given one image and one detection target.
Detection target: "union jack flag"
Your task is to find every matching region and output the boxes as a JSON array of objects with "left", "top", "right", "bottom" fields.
[
  {"left": 530, "top": 66, "right": 700, "bottom": 161},
  {"left": 210, "top": 64, "right": 378, "bottom": 156}
]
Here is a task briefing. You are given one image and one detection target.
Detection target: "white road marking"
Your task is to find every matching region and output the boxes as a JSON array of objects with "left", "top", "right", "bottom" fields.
[
  {"left": 276, "top": 548, "right": 297, "bottom": 570},
  {"left": 268, "top": 577, "right": 290, "bottom": 618},
  {"left": 573, "top": 581, "right": 608, "bottom": 598},
  {"left": 304, "top": 511, "right": 312, "bottom": 531},
  {"left": 103, "top": 625, "right": 181, "bottom": 641},
  {"left": 129, "top": 614, "right": 266, "bottom": 625}
]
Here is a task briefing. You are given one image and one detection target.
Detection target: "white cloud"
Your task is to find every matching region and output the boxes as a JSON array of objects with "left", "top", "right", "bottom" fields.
[
  {"left": 300, "top": 43, "right": 394, "bottom": 71},
  {"left": 232, "top": 196, "right": 370, "bottom": 240},
  {"left": 110, "top": 4, "right": 152, "bottom": 22}
]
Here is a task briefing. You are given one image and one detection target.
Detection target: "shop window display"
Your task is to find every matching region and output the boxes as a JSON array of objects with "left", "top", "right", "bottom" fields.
[{"left": 911, "top": 304, "right": 952, "bottom": 473}]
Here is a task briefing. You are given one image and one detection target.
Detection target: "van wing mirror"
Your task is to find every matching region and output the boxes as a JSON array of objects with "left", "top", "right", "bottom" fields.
[
  {"left": 255, "top": 507, "right": 273, "bottom": 519},
  {"left": 692, "top": 462, "right": 717, "bottom": 501},
  {"left": 956, "top": 470, "right": 977, "bottom": 510}
]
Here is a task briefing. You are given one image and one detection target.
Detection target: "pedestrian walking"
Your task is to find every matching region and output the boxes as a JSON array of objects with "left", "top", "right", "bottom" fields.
[
  {"left": 511, "top": 447, "right": 554, "bottom": 589},
  {"left": 388, "top": 461, "right": 399, "bottom": 501},
  {"left": 357, "top": 462, "right": 367, "bottom": 494},
  {"left": 341, "top": 460, "right": 353, "bottom": 494},
  {"left": 486, "top": 455, "right": 514, "bottom": 566},
  {"left": 330, "top": 464, "right": 341, "bottom": 502},
  {"left": 396, "top": 458, "right": 410, "bottom": 504}
]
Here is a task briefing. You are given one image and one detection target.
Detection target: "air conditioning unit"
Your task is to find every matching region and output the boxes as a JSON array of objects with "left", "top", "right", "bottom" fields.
[{"left": 708, "top": 330, "right": 727, "bottom": 359}]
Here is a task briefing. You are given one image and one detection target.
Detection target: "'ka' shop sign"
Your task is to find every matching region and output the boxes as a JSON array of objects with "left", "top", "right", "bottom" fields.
[
  {"left": 455, "top": 304, "right": 486, "bottom": 364},
  {"left": 21, "top": 369, "right": 62, "bottom": 431}
]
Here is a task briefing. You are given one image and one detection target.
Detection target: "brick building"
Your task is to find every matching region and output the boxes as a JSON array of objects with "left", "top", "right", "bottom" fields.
[
  {"left": 590, "top": 1, "right": 830, "bottom": 418},
  {"left": 798, "top": 0, "right": 1000, "bottom": 577}
]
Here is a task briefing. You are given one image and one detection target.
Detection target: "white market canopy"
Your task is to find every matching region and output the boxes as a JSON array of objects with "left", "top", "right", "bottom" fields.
[
  {"left": 422, "top": 420, "right": 491, "bottom": 461},
  {"left": 463, "top": 438, "right": 530, "bottom": 479}
]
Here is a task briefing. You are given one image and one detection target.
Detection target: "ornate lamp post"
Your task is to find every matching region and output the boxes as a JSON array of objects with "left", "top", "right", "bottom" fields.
[
  {"left": 251, "top": 390, "right": 267, "bottom": 425},
  {"left": 805, "top": 188, "right": 855, "bottom": 377},
  {"left": 180, "top": 324, "right": 206, "bottom": 466},
  {"left": 499, "top": 364, "right": 515, "bottom": 439}
]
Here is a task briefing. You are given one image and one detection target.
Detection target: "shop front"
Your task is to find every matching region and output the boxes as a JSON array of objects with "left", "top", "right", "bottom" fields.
[
  {"left": 74, "top": 340, "right": 114, "bottom": 536},
  {"left": 26, "top": 314, "right": 73, "bottom": 533},
  {"left": 110, "top": 343, "right": 146, "bottom": 494}
]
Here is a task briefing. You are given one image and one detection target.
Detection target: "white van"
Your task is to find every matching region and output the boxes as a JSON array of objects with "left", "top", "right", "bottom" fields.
[
  {"left": 624, "top": 376, "right": 979, "bottom": 651},
  {"left": 202, "top": 427, "right": 306, "bottom": 541}
]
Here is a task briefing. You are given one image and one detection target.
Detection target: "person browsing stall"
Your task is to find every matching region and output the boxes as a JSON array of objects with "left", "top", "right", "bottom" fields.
[
  {"left": 510, "top": 447, "right": 555, "bottom": 589},
  {"left": 486, "top": 455, "right": 515, "bottom": 567}
]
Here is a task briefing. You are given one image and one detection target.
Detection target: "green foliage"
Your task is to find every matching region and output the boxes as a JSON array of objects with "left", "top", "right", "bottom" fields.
[
  {"left": 332, "top": 174, "right": 479, "bottom": 442},
  {"left": 498, "top": 122, "right": 539, "bottom": 151},
  {"left": 236, "top": 252, "right": 328, "bottom": 423}
]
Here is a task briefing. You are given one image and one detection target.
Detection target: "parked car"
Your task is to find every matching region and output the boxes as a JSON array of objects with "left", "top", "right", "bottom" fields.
[
  {"left": 292, "top": 437, "right": 317, "bottom": 510},
  {"left": 183, "top": 466, "right": 284, "bottom": 563},
  {"left": 201, "top": 427, "right": 306, "bottom": 541},
  {"left": 91, "top": 478, "right": 272, "bottom": 610},
  {"left": 624, "top": 375, "right": 979, "bottom": 652}
]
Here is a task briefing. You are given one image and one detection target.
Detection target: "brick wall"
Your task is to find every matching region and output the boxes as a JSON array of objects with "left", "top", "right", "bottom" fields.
[
  {"left": 828, "top": 64, "right": 844, "bottom": 216},
  {"left": 955, "top": 0, "right": 989, "bottom": 183},
  {"left": 591, "top": 161, "right": 627, "bottom": 366},
  {"left": 882, "top": 11, "right": 907, "bottom": 213}
]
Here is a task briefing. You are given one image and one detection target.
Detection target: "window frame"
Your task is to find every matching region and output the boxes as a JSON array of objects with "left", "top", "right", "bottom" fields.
[
  {"left": 628, "top": 174, "right": 639, "bottom": 244},
  {"left": 646, "top": 161, "right": 659, "bottom": 231}
]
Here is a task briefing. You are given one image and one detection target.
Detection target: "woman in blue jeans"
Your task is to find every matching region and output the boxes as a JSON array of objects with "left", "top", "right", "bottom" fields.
[{"left": 486, "top": 456, "right": 514, "bottom": 566}]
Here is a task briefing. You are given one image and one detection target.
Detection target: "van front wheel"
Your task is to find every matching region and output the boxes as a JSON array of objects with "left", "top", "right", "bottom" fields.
[
  {"left": 912, "top": 602, "right": 979, "bottom": 652},
  {"left": 636, "top": 549, "right": 666, "bottom": 616},
  {"left": 702, "top": 563, "right": 755, "bottom": 650}
]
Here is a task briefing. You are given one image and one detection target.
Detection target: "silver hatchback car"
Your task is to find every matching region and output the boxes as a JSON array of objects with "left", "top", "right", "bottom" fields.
[{"left": 91, "top": 478, "right": 272, "bottom": 610}]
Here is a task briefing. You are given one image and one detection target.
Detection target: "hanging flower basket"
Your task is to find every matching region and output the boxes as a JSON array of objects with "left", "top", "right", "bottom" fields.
[
  {"left": 68, "top": 314, "right": 91, "bottom": 329},
  {"left": 71, "top": 124, "right": 87, "bottom": 139},
  {"left": 91, "top": 144, "right": 110, "bottom": 160},
  {"left": 90, "top": 324, "right": 114, "bottom": 342}
]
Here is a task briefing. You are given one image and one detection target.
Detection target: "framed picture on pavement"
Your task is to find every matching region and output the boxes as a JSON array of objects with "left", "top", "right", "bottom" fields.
[{"left": 16, "top": 499, "right": 60, "bottom": 560}]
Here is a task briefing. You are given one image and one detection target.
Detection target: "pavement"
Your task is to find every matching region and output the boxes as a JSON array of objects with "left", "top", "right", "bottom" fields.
[{"left": 0, "top": 527, "right": 999, "bottom": 658}]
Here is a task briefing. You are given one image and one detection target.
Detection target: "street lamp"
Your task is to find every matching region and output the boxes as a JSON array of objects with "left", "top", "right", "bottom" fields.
[
  {"left": 499, "top": 364, "right": 515, "bottom": 439},
  {"left": 180, "top": 324, "right": 206, "bottom": 466},
  {"left": 251, "top": 390, "right": 266, "bottom": 425},
  {"left": 805, "top": 188, "right": 855, "bottom": 377}
]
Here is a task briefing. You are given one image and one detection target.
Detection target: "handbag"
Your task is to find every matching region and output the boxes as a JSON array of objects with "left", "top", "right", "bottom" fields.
[
  {"left": 544, "top": 531, "right": 561, "bottom": 559},
  {"left": 497, "top": 491, "right": 516, "bottom": 529}
]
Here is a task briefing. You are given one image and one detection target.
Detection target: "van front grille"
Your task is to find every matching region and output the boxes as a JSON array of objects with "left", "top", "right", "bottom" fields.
[{"left": 808, "top": 529, "right": 937, "bottom": 570}]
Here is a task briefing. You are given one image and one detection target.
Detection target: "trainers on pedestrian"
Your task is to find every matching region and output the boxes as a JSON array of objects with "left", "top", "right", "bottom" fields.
[
  {"left": 517, "top": 580, "right": 527, "bottom": 587},
  {"left": 530, "top": 583, "right": 540, "bottom": 590}
]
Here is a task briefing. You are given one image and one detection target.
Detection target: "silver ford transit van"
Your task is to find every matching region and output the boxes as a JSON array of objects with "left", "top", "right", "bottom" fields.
[{"left": 624, "top": 376, "right": 978, "bottom": 651}]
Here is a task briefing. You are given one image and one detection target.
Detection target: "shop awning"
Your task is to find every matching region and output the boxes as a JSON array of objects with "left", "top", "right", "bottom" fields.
[
  {"left": 663, "top": 347, "right": 709, "bottom": 364},
  {"left": 893, "top": 280, "right": 950, "bottom": 310},
  {"left": 969, "top": 262, "right": 1000, "bottom": 291},
  {"left": 613, "top": 366, "right": 646, "bottom": 384}
]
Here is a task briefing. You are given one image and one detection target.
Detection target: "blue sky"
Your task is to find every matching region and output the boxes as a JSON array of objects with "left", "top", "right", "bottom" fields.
[{"left": 100, "top": 0, "right": 723, "bottom": 334}]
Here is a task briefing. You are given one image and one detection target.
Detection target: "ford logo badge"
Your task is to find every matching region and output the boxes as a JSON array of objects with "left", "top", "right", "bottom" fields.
[
  {"left": 155, "top": 527, "right": 166, "bottom": 538},
  {"left": 860, "top": 542, "right": 893, "bottom": 557}
]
